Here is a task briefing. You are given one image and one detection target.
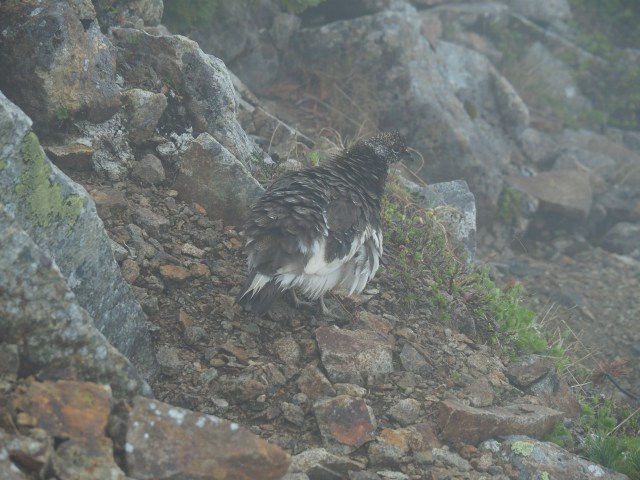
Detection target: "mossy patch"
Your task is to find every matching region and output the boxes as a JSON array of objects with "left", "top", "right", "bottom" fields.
[
  {"left": 0, "top": 159, "right": 7, "bottom": 169},
  {"left": 14, "top": 132, "right": 83, "bottom": 227},
  {"left": 511, "top": 441, "right": 535, "bottom": 456},
  {"left": 496, "top": 186, "right": 524, "bottom": 225}
]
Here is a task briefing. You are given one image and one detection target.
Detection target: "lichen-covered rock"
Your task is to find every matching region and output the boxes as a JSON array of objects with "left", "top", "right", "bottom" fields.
[
  {"left": 112, "top": 28, "right": 268, "bottom": 168},
  {"left": 0, "top": 217, "right": 148, "bottom": 398},
  {"left": 0, "top": 91, "right": 157, "bottom": 383},
  {"left": 0, "top": 1, "right": 120, "bottom": 129}
]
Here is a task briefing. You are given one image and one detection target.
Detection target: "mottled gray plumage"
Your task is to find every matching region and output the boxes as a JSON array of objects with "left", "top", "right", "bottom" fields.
[{"left": 236, "top": 131, "right": 410, "bottom": 315}]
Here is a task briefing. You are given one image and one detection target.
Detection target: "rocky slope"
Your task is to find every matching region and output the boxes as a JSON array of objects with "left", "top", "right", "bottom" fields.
[{"left": 1, "top": 0, "right": 639, "bottom": 479}]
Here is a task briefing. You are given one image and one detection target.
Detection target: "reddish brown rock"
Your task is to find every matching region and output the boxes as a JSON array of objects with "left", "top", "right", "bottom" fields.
[
  {"left": 159, "top": 265, "right": 191, "bottom": 282},
  {"left": 437, "top": 399, "right": 564, "bottom": 445},
  {"left": 126, "top": 396, "right": 290, "bottom": 480},
  {"left": 313, "top": 395, "right": 376, "bottom": 452},
  {"left": 13, "top": 381, "right": 112, "bottom": 444}
]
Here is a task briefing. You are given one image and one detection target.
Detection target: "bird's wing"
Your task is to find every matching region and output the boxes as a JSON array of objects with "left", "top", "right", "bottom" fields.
[{"left": 324, "top": 193, "right": 369, "bottom": 263}]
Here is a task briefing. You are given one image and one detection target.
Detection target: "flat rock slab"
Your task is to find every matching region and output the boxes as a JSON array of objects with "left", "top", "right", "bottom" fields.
[
  {"left": 437, "top": 399, "right": 563, "bottom": 445},
  {"left": 507, "top": 169, "right": 592, "bottom": 218},
  {"left": 315, "top": 325, "right": 394, "bottom": 386},
  {"left": 126, "top": 396, "right": 290, "bottom": 480}
]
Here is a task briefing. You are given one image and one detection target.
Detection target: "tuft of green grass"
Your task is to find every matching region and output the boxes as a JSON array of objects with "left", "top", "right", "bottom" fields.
[
  {"left": 547, "top": 395, "right": 640, "bottom": 478},
  {"left": 584, "top": 434, "right": 624, "bottom": 470}
]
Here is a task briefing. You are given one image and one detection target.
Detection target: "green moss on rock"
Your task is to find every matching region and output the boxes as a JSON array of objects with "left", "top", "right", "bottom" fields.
[
  {"left": 14, "top": 132, "right": 83, "bottom": 227},
  {"left": 511, "top": 440, "right": 535, "bottom": 456}
]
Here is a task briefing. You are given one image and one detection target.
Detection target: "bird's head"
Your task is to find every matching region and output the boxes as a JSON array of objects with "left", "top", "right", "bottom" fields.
[{"left": 354, "top": 131, "right": 411, "bottom": 166}]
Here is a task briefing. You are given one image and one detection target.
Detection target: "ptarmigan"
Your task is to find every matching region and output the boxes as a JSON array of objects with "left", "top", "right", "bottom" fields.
[{"left": 236, "top": 131, "right": 410, "bottom": 315}]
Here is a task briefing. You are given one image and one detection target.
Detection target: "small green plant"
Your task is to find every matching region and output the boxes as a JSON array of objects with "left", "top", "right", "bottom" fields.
[
  {"left": 308, "top": 151, "right": 322, "bottom": 166},
  {"left": 584, "top": 434, "right": 624, "bottom": 470},
  {"left": 496, "top": 187, "right": 524, "bottom": 226},
  {"left": 54, "top": 107, "right": 69, "bottom": 121},
  {"left": 544, "top": 422, "right": 575, "bottom": 449}
]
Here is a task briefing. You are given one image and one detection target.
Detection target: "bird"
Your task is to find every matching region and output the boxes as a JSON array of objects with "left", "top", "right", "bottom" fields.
[{"left": 236, "top": 131, "right": 411, "bottom": 315}]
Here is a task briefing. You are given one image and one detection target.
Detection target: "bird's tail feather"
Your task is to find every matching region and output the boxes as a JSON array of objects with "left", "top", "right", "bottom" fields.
[{"left": 236, "top": 273, "right": 283, "bottom": 316}]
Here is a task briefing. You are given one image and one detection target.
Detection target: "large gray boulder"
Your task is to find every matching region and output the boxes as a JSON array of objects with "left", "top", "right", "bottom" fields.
[
  {"left": 112, "top": 28, "right": 269, "bottom": 169},
  {"left": 0, "top": 91, "right": 158, "bottom": 382},
  {"left": 287, "top": 8, "right": 527, "bottom": 221},
  {"left": 0, "top": 1, "right": 120, "bottom": 130},
  {"left": 0, "top": 211, "right": 149, "bottom": 399}
]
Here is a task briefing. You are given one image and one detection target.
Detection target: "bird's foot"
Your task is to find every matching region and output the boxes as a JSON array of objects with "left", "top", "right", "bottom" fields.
[
  {"left": 290, "top": 290, "right": 314, "bottom": 309},
  {"left": 290, "top": 291, "right": 334, "bottom": 317}
]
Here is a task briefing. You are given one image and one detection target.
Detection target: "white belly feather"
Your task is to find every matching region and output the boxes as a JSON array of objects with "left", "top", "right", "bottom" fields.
[{"left": 243, "top": 227, "right": 382, "bottom": 301}]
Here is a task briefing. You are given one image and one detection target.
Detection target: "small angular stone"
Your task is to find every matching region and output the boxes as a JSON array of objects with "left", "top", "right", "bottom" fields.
[
  {"left": 505, "top": 354, "right": 554, "bottom": 389},
  {"left": 274, "top": 336, "right": 301, "bottom": 366},
  {"left": 52, "top": 437, "right": 126, "bottom": 480},
  {"left": 122, "top": 89, "right": 167, "bottom": 145},
  {"left": 90, "top": 187, "right": 128, "bottom": 220},
  {"left": 432, "top": 448, "right": 472, "bottom": 472},
  {"left": 159, "top": 265, "right": 191, "bottom": 282},
  {"left": 131, "top": 206, "right": 170, "bottom": 236},
  {"left": 388, "top": 398, "right": 421, "bottom": 426},
  {"left": 297, "top": 365, "right": 336, "bottom": 400},
  {"left": 131, "top": 153, "right": 166, "bottom": 186},
  {"left": 313, "top": 395, "right": 376, "bottom": 452},
  {"left": 181, "top": 243, "right": 205, "bottom": 258},
  {"left": 399, "top": 343, "right": 431, "bottom": 376},
  {"left": 315, "top": 325, "right": 394, "bottom": 386},
  {"left": 126, "top": 396, "right": 290, "bottom": 480},
  {"left": 465, "top": 377, "right": 495, "bottom": 408},
  {"left": 288, "top": 448, "right": 365, "bottom": 479},
  {"left": 45, "top": 143, "right": 95, "bottom": 171},
  {"left": 0, "top": 429, "right": 52, "bottom": 478},
  {"left": 155, "top": 346, "right": 184, "bottom": 376},
  {"left": 121, "top": 258, "right": 140, "bottom": 284}
]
